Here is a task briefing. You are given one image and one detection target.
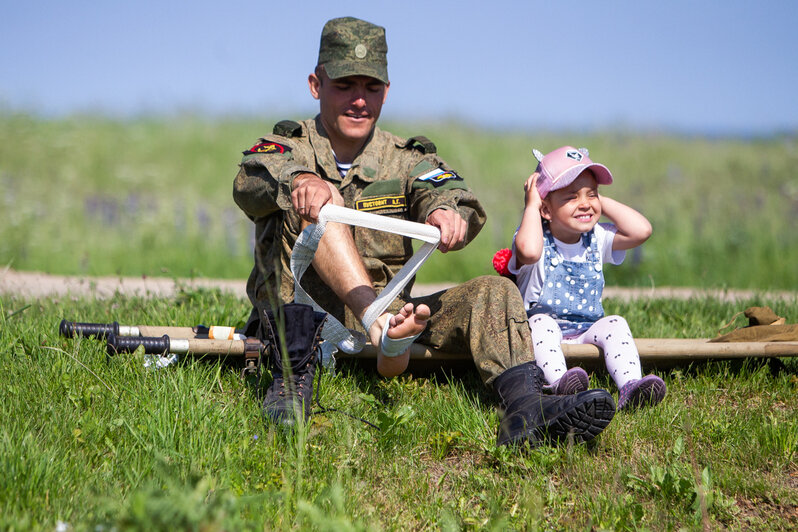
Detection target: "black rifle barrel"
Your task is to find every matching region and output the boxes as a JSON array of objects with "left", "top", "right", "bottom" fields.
[
  {"left": 107, "top": 333, "right": 170, "bottom": 356},
  {"left": 60, "top": 319, "right": 120, "bottom": 339}
]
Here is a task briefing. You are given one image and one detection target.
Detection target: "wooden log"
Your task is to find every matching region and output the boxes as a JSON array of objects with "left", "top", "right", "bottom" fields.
[
  {"left": 342, "top": 338, "right": 798, "bottom": 363},
  {"left": 108, "top": 327, "right": 798, "bottom": 364}
]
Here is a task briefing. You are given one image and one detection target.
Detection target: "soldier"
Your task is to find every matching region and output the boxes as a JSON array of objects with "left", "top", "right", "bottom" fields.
[{"left": 233, "top": 16, "right": 616, "bottom": 447}]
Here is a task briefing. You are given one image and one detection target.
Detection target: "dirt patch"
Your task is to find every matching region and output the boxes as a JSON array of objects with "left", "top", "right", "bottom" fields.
[
  {"left": 0, "top": 268, "right": 247, "bottom": 300},
  {"left": 1, "top": 268, "right": 796, "bottom": 302},
  {"left": 736, "top": 496, "right": 798, "bottom": 529}
]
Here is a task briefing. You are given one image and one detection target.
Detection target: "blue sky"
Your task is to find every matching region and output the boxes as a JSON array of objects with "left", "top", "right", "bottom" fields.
[{"left": 1, "top": 0, "right": 796, "bottom": 135}]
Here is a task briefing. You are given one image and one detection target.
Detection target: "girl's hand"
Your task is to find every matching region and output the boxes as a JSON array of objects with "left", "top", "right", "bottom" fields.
[
  {"left": 524, "top": 172, "right": 543, "bottom": 211},
  {"left": 598, "top": 195, "right": 653, "bottom": 251},
  {"left": 515, "top": 172, "right": 546, "bottom": 265}
]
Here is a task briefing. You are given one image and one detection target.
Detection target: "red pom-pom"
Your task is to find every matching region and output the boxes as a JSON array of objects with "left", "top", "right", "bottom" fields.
[{"left": 492, "top": 248, "right": 513, "bottom": 277}]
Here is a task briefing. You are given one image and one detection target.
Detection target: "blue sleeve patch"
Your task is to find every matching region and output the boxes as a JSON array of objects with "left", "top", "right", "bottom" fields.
[{"left": 415, "top": 167, "right": 463, "bottom": 187}]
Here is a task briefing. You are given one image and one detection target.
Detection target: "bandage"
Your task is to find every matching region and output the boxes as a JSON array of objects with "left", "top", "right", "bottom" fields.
[{"left": 290, "top": 205, "right": 440, "bottom": 355}]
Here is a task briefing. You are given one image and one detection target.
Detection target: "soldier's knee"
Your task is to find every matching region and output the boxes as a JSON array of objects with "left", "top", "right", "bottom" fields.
[
  {"left": 495, "top": 275, "right": 520, "bottom": 294},
  {"left": 467, "top": 276, "right": 526, "bottom": 318},
  {"left": 492, "top": 276, "right": 525, "bottom": 309},
  {"left": 470, "top": 275, "right": 518, "bottom": 296}
]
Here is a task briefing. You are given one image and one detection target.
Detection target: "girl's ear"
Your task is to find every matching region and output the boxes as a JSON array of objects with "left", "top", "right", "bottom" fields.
[{"left": 540, "top": 201, "right": 552, "bottom": 221}]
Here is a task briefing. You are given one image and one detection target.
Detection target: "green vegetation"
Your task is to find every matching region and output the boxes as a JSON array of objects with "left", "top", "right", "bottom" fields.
[
  {"left": 1, "top": 113, "right": 797, "bottom": 289},
  {"left": 2, "top": 291, "right": 797, "bottom": 530},
  {"left": 1, "top": 113, "right": 796, "bottom": 529}
]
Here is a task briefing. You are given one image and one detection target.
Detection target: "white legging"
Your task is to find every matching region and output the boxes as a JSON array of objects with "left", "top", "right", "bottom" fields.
[{"left": 528, "top": 314, "right": 642, "bottom": 389}]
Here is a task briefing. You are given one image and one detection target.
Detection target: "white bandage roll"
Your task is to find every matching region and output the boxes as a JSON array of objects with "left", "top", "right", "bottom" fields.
[{"left": 290, "top": 205, "right": 440, "bottom": 354}]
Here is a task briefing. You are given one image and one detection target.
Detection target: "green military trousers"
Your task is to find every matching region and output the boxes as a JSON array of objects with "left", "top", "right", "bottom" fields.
[
  {"left": 251, "top": 210, "right": 534, "bottom": 387},
  {"left": 407, "top": 275, "right": 535, "bottom": 386}
]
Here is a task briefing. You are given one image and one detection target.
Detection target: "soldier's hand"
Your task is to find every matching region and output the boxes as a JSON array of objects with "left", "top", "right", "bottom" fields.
[
  {"left": 426, "top": 208, "right": 467, "bottom": 253},
  {"left": 291, "top": 173, "right": 333, "bottom": 223}
]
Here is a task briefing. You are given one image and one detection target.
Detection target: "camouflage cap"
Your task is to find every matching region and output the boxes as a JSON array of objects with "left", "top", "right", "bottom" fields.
[{"left": 317, "top": 17, "right": 389, "bottom": 84}]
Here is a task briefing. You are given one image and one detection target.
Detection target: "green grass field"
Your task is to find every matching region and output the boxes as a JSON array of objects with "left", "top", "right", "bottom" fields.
[
  {"left": 1, "top": 114, "right": 797, "bottom": 530},
  {"left": 1, "top": 113, "right": 797, "bottom": 289},
  {"left": 1, "top": 292, "right": 797, "bottom": 530}
]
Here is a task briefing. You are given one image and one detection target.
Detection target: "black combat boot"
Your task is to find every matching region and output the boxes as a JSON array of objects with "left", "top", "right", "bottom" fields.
[
  {"left": 260, "top": 304, "right": 327, "bottom": 426},
  {"left": 494, "top": 362, "right": 615, "bottom": 447}
]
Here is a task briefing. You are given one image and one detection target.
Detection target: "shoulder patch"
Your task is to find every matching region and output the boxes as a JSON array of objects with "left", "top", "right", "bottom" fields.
[
  {"left": 242, "top": 141, "right": 292, "bottom": 156},
  {"left": 410, "top": 159, "right": 436, "bottom": 178},
  {"left": 397, "top": 135, "right": 437, "bottom": 154},
  {"left": 415, "top": 167, "right": 463, "bottom": 187},
  {"left": 272, "top": 120, "right": 303, "bottom": 138}
]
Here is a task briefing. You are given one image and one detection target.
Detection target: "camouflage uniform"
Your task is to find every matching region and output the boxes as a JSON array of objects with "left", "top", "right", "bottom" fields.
[
  {"left": 239, "top": 17, "right": 613, "bottom": 447},
  {"left": 233, "top": 117, "right": 533, "bottom": 384}
]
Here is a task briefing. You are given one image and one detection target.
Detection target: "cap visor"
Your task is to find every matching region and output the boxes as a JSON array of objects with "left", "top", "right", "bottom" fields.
[
  {"left": 324, "top": 62, "right": 389, "bottom": 84},
  {"left": 585, "top": 163, "right": 613, "bottom": 185}
]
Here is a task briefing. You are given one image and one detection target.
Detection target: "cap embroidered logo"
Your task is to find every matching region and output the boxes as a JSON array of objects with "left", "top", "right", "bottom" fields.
[{"left": 566, "top": 150, "right": 583, "bottom": 161}]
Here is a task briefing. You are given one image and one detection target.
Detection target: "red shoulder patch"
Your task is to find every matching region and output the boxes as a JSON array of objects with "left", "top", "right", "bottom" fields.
[{"left": 243, "top": 142, "right": 292, "bottom": 155}]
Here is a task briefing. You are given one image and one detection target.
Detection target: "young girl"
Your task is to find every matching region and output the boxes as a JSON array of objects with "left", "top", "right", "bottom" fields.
[{"left": 506, "top": 146, "right": 666, "bottom": 410}]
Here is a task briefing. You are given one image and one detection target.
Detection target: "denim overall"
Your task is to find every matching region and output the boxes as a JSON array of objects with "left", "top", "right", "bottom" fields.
[{"left": 527, "top": 221, "right": 604, "bottom": 338}]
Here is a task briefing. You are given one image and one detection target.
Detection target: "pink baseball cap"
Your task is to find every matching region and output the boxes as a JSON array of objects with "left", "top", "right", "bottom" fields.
[{"left": 533, "top": 146, "right": 613, "bottom": 199}]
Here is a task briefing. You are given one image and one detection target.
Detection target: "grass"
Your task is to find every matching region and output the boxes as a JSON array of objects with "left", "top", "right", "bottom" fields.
[
  {"left": 2, "top": 290, "right": 797, "bottom": 530},
  {"left": 1, "top": 112, "right": 796, "bottom": 529},
  {"left": 1, "top": 112, "right": 797, "bottom": 289}
]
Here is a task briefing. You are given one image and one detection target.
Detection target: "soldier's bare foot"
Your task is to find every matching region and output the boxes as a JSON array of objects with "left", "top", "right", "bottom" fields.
[
  {"left": 386, "top": 302, "right": 430, "bottom": 340},
  {"left": 373, "top": 303, "right": 429, "bottom": 378}
]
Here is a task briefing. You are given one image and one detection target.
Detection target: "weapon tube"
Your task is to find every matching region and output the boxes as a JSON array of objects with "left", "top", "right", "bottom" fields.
[{"left": 106, "top": 333, "right": 170, "bottom": 356}]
